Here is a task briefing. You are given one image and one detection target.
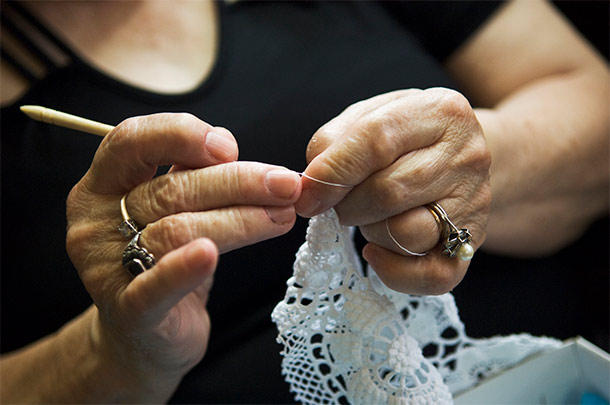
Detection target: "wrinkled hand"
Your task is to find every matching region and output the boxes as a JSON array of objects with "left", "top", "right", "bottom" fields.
[
  {"left": 66, "top": 113, "right": 301, "bottom": 400},
  {"left": 296, "top": 88, "right": 491, "bottom": 295}
]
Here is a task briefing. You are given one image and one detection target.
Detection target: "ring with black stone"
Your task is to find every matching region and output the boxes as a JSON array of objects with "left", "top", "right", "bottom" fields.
[
  {"left": 122, "top": 232, "right": 156, "bottom": 277},
  {"left": 425, "top": 203, "right": 474, "bottom": 261}
]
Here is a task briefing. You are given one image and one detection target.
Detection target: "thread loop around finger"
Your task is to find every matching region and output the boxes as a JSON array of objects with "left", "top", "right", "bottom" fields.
[{"left": 385, "top": 218, "right": 427, "bottom": 257}]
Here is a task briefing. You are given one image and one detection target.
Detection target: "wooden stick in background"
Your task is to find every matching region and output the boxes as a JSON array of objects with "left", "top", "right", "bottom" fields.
[{"left": 20, "top": 105, "right": 115, "bottom": 136}]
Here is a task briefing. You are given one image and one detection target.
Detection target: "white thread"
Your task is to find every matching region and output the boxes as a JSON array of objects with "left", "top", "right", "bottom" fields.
[
  {"left": 271, "top": 209, "right": 562, "bottom": 404},
  {"left": 300, "top": 172, "right": 352, "bottom": 188},
  {"left": 299, "top": 172, "right": 427, "bottom": 257},
  {"left": 386, "top": 218, "right": 428, "bottom": 257}
]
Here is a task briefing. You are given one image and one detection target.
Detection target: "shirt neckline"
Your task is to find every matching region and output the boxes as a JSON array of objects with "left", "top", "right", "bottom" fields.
[{"left": 32, "top": 1, "right": 228, "bottom": 106}]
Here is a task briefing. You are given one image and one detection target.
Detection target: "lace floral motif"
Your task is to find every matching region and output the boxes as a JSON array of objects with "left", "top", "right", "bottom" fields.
[{"left": 272, "top": 210, "right": 560, "bottom": 404}]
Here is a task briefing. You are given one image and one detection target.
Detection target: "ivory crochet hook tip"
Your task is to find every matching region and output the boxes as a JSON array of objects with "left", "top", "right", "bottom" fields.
[{"left": 20, "top": 105, "right": 115, "bottom": 137}]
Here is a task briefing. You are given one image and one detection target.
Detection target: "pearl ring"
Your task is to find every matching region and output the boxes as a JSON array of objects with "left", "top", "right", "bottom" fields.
[
  {"left": 426, "top": 202, "right": 474, "bottom": 261},
  {"left": 386, "top": 203, "right": 474, "bottom": 261}
]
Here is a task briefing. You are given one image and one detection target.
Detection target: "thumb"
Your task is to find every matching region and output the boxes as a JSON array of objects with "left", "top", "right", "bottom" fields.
[{"left": 120, "top": 238, "right": 218, "bottom": 327}]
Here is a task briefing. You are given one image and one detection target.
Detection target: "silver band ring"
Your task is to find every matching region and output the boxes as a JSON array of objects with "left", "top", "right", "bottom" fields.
[
  {"left": 118, "top": 193, "right": 139, "bottom": 239},
  {"left": 425, "top": 203, "right": 474, "bottom": 261},
  {"left": 122, "top": 232, "right": 156, "bottom": 277}
]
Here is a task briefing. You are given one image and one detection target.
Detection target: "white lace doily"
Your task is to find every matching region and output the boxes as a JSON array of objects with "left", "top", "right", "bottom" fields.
[{"left": 272, "top": 210, "right": 560, "bottom": 404}]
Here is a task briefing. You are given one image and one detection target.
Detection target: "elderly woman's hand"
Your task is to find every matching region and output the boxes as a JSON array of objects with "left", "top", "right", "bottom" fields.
[
  {"left": 296, "top": 88, "right": 491, "bottom": 295},
  {"left": 65, "top": 113, "right": 301, "bottom": 401}
]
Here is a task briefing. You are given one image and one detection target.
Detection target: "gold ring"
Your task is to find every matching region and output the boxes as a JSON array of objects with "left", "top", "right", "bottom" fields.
[
  {"left": 425, "top": 203, "right": 474, "bottom": 261},
  {"left": 118, "top": 193, "right": 139, "bottom": 239}
]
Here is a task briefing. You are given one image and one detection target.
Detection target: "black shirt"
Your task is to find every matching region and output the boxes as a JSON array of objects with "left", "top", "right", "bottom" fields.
[{"left": 2, "top": 2, "right": 607, "bottom": 403}]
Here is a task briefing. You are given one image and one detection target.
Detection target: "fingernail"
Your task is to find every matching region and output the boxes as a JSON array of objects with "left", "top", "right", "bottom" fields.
[
  {"left": 205, "top": 131, "right": 236, "bottom": 161},
  {"left": 265, "top": 206, "right": 295, "bottom": 225},
  {"left": 265, "top": 169, "right": 300, "bottom": 199},
  {"left": 295, "top": 189, "right": 322, "bottom": 218}
]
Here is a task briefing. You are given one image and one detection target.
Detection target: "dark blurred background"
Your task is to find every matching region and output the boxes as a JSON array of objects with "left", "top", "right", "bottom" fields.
[{"left": 553, "top": 1, "right": 609, "bottom": 60}]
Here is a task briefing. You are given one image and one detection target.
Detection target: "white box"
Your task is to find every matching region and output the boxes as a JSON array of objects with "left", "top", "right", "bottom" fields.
[{"left": 454, "top": 337, "right": 610, "bottom": 404}]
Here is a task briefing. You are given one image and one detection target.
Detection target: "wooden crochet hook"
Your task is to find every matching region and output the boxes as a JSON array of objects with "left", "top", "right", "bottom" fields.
[
  {"left": 20, "top": 105, "right": 353, "bottom": 188},
  {"left": 20, "top": 105, "right": 114, "bottom": 136}
]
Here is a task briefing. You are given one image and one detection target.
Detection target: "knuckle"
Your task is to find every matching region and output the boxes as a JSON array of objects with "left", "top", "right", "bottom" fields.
[
  {"left": 147, "top": 215, "right": 194, "bottom": 252},
  {"left": 103, "top": 116, "right": 146, "bottom": 160},
  {"left": 146, "top": 175, "right": 190, "bottom": 218},
  {"left": 164, "top": 113, "right": 205, "bottom": 148},
  {"left": 66, "top": 183, "right": 85, "bottom": 222},
  {"left": 228, "top": 163, "right": 247, "bottom": 200},
  {"left": 110, "top": 116, "right": 145, "bottom": 145},
  {"left": 445, "top": 129, "right": 490, "bottom": 182},
  {"left": 359, "top": 117, "right": 402, "bottom": 166},
  {"left": 306, "top": 133, "right": 323, "bottom": 163},
  {"left": 478, "top": 184, "right": 493, "bottom": 212},
  {"left": 174, "top": 112, "right": 199, "bottom": 125},
  {"left": 232, "top": 208, "right": 261, "bottom": 243},
  {"left": 469, "top": 135, "right": 492, "bottom": 172},
  {"left": 173, "top": 112, "right": 201, "bottom": 134},
  {"left": 434, "top": 89, "right": 473, "bottom": 119},
  {"left": 65, "top": 223, "right": 88, "bottom": 264},
  {"left": 209, "top": 209, "right": 258, "bottom": 250},
  {"left": 207, "top": 162, "right": 247, "bottom": 203},
  {"left": 313, "top": 152, "right": 358, "bottom": 185},
  {"left": 65, "top": 183, "right": 102, "bottom": 244},
  {"left": 306, "top": 127, "right": 337, "bottom": 163},
  {"left": 116, "top": 116, "right": 142, "bottom": 135},
  {"left": 469, "top": 187, "right": 492, "bottom": 247}
]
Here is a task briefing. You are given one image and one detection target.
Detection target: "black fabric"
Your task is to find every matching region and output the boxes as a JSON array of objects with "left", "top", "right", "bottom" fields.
[
  {"left": 2, "top": 1, "right": 78, "bottom": 60},
  {"left": 383, "top": 1, "right": 502, "bottom": 61},
  {"left": 0, "top": 1, "right": 75, "bottom": 82},
  {"left": 553, "top": 0, "right": 609, "bottom": 60},
  {"left": 1, "top": 12, "right": 57, "bottom": 71},
  {"left": 0, "top": 47, "right": 38, "bottom": 82},
  {"left": 1, "top": 1, "right": 607, "bottom": 404}
]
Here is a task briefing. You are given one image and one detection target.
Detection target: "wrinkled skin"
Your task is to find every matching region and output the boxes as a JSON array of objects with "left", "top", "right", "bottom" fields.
[
  {"left": 296, "top": 88, "right": 492, "bottom": 295},
  {"left": 66, "top": 113, "right": 301, "bottom": 398},
  {"left": 64, "top": 87, "right": 491, "bottom": 397}
]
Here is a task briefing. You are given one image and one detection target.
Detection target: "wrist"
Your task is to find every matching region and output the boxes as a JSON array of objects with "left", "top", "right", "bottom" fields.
[
  {"left": 87, "top": 306, "right": 183, "bottom": 402},
  {"left": 474, "top": 107, "right": 608, "bottom": 255},
  {"left": 0, "top": 305, "right": 164, "bottom": 404}
]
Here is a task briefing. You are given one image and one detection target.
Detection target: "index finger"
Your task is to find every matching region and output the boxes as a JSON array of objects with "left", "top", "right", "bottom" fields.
[
  {"left": 296, "top": 90, "right": 449, "bottom": 218},
  {"left": 83, "top": 113, "right": 238, "bottom": 194}
]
